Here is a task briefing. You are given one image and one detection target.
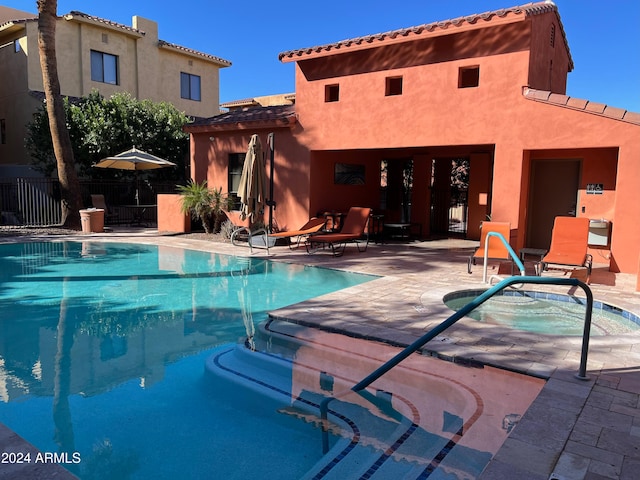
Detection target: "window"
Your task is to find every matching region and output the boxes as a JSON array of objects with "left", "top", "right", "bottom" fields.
[
  {"left": 325, "top": 84, "right": 339, "bottom": 102},
  {"left": 458, "top": 66, "right": 479, "bottom": 88},
  {"left": 385, "top": 76, "right": 403, "bottom": 96},
  {"left": 550, "top": 24, "right": 556, "bottom": 47},
  {"left": 91, "top": 50, "right": 118, "bottom": 84},
  {"left": 228, "top": 153, "right": 244, "bottom": 209},
  {"left": 181, "top": 72, "right": 201, "bottom": 101},
  {"left": 14, "top": 39, "right": 20, "bottom": 53},
  {"left": 0, "top": 119, "right": 5, "bottom": 144}
]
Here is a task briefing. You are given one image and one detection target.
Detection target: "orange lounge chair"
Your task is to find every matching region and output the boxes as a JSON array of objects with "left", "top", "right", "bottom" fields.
[
  {"left": 267, "top": 217, "right": 327, "bottom": 249},
  {"left": 468, "top": 221, "right": 512, "bottom": 274},
  {"left": 539, "top": 216, "right": 592, "bottom": 276},
  {"left": 230, "top": 214, "right": 327, "bottom": 254},
  {"left": 306, "top": 207, "right": 372, "bottom": 257}
]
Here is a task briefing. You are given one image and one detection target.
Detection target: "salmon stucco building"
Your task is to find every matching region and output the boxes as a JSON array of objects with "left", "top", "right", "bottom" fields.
[{"left": 183, "top": 1, "right": 640, "bottom": 277}]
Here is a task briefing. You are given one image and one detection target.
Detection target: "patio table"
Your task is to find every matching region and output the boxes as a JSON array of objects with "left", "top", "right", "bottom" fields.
[{"left": 122, "top": 204, "right": 156, "bottom": 226}]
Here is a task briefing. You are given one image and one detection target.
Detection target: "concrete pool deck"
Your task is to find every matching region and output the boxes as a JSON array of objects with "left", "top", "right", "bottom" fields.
[{"left": 1, "top": 229, "right": 639, "bottom": 479}]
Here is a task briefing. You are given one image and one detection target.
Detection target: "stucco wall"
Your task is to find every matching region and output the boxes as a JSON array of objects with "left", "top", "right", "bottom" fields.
[
  {"left": 157, "top": 194, "right": 190, "bottom": 233},
  {"left": 191, "top": 8, "right": 640, "bottom": 273},
  {"left": 286, "top": 22, "right": 640, "bottom": 271},
  {"left": 193, "top": 128, "right": 310, "bottom": 232},
  {"left": 501, "top": 104, "right": 638, "bottom": 272},
  {"left": 309, "top": 150, "right": 380, "bottom": 217},
  {"left": 293, "top": 49, "right": 530, "bottom": 152},
  {"left": 528, "top": 13, "right": 570, "bottom": 93},
  {"left": 0, "top": 31, "right": 35, "bottom": 169}
]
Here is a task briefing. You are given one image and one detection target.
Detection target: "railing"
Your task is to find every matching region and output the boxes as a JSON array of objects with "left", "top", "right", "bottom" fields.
[
  {"left": 0, "top": 177, "right": 63, "bottom": 226},
  {"left": 0, "top": 177, "right": 179, "bottom": 226},
  {"left": 483, "top": 231, "right": 526, "bottom": 283},
  {"left": 351, "top": 276, "right": 594, "bottom": 393}
]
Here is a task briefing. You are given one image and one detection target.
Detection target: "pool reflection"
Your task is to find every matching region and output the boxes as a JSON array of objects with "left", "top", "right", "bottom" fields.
[
  {"left": 207, "top": 320, "right": 546, "bottom": 479},
  {"left": 0, "top": 240, "right": 376, "bottom": 479}
]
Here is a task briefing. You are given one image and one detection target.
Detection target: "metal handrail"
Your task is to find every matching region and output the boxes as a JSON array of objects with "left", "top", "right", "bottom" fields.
[
  {"left": 352, "top": 276, "right": 593, "bottom": 393},
  {"left": 231, "top": 226, "right": 271, "bottom": 254},
  {"left": 483, "top": 231, "right": 525, "bottom": 283}
]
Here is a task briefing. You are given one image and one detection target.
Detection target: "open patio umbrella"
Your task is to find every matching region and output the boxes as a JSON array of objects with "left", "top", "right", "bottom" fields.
[
  {"left": 237, "top": 134, "right": 267, "bottom": 223},
  {"left": 93, "top": 147, "right": 176, "bottom": 204}
]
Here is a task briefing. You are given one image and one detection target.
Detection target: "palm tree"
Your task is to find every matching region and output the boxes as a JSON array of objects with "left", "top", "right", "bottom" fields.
[
  {"left": 178, "top": 180, "right": 232, "bottom": 234},
  {"left": 37, "top": 0, "right": 83, "bottom": 229}
]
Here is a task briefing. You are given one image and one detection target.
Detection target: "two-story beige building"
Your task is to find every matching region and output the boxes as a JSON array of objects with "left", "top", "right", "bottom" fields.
[{"left": 0, "top": 7, "right": 231, "bottom": 176}]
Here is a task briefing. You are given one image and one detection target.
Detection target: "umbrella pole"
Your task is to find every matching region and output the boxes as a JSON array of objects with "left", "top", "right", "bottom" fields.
[
  {"left": 135, "top": 171, "right": 140, "bottom": 206},
  {"left": 267, "top": 133, "right": 275, "bottom": 233}
]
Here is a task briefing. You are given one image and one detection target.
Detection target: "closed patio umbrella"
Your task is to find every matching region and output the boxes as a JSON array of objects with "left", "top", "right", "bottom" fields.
[
  {"left": 237, "top": 134, "right": 267, "bottom": 223},
  {"left": 93, "top": 147, "right": 176, "bottom": 204}
]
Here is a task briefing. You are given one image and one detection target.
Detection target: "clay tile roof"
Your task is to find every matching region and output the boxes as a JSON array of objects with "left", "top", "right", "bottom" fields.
[
  {"left": 220, "top": 98, "right": 259, "bottom": 109},
  {"left": 522, "top": 87, "right": 640, "bottom": 126},
  {"left": 63, "top": 11, "right": 144, "bottom": 36},
  {"left": 184, "top": 105, "right": 297, "bottom": 132},
  {"left": 158, "top": 40, "right": 231, "bottom": 67},
  {"left": 279, "top": 1, "right": 572, "bottom": 70}
]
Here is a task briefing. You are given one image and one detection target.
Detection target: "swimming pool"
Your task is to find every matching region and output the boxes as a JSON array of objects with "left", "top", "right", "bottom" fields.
[
  {"left": 443, "top": 289, "right": 640, "bottom": 336},
  {"left": 206, "top": 319, "right": 544, "bottom": 479},
  {"left": 0, "top": 241, "right": 376, "bottom": 479}
]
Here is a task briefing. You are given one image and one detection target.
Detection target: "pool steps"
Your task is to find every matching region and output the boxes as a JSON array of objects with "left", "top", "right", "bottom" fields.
[{"left": 205, "top": 320, "right": 495, "bottom": 479}]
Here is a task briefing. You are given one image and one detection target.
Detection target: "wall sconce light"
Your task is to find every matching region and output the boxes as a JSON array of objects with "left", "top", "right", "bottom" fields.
[{"left": 209, "top": 136, "right": 215, "bottom": 141}]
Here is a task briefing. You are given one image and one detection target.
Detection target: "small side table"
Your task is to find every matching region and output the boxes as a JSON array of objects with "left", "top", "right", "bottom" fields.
[
  {"left": 519, "top": 247, "right": 548, "bottom": 275},
  {"left": 370, "top": 214, "right": 385, "bottom": 243},
  {"left": 384, "top": 223, "right": 411, "bottom": 240},
  {"left": 383, "top": 222, "right": 422, "bottom": 241}
]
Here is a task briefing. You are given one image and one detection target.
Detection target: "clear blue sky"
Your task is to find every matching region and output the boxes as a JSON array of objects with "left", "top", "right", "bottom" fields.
[{"left": 5, "top": 0, "right": 640, "bottom": 111}]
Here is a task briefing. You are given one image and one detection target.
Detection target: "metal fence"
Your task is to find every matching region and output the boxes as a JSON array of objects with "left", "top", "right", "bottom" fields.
[{"left": 0, "top": 177, "right": 180, "bottom": 227}]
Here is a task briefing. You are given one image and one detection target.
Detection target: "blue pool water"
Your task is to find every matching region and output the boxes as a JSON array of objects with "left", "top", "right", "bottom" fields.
[{"left": 0, "top": 241, "right": 376, "bottom": 479}]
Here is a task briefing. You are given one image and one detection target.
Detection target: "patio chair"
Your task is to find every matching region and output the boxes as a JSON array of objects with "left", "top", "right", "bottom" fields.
[
  {"left": 264, "top": 217, "right": 327, "bottom": 249},
  {"left": 539, "top": 216, "right": 592, "bottom": 277},
  {"left": 468, "top": 221, "right": 512, "bottom": 274},
  {"left": 242, "top": 217, "right": 328, "bottom": 254},
  {"left": 90, "top": 194, "right": 119, "bottom": 225},
  {"left": 306, "top": 207, "right": 372, "bottom": 257}
]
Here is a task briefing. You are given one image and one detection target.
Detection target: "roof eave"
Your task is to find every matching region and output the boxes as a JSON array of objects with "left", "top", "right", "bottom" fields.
[
  {"left": 184, "top": 115, "right": 297, "bottom": 134},
  {"left": 220, "top": 98, "right": 260, "bottom": 108},
  {"left": 522, "top": 87, "right": 640, "bottom": 126},
  {"left": 0, "top": 20, "right": 30, "bottom": 35},
  {"left": 158, "top": 41, "right": 231, "bottom": 68},
  {"left": 62, "top": 11, "right": 145, "bottom": 38},
  {"left": 279, "top": 1, "right": 571, "bottom": 65}
]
